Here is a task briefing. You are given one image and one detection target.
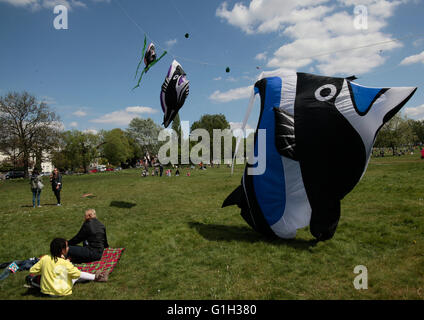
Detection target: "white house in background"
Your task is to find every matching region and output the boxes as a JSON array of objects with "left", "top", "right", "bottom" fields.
[
  {"left": 36, "top": 155, "right": 54, "bottom": 174},
  {"left": 0, "top": 150, "right": 53, "bottom": 173}
]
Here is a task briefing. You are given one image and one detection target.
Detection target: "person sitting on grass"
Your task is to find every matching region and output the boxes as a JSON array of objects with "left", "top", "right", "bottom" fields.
[
  {"left": 67, "top": 209, "right": 109, "bottom": 263},
  {"left": 29, "top": 238, "right": 108, "bottom": 297}
]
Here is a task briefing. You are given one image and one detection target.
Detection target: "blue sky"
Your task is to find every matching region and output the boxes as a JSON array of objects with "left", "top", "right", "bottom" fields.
[{"left": 1, "top": 0, "right": 423, "bottom": 134}]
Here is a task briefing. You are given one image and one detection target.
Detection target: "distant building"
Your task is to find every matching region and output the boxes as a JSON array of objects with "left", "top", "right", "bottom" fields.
[{"left": 0, "top": 150, "right": 53, "bottom": 173}]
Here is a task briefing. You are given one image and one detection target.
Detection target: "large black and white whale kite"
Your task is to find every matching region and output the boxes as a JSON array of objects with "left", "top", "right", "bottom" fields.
[{"left": 223, "top": 70, "right": 417, "bottom": 241}]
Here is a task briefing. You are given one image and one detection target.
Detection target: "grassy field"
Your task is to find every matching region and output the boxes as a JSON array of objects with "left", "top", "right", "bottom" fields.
[{"left": 0, "top": 154, "right": 423, "bottom": 300}]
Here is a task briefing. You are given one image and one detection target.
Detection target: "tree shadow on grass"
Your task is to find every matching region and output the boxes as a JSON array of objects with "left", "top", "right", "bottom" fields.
[
  {"left": 188, "top": 222, "right": 317, "bottom": 250},
  {"left": 110, "top": 201, "right": 137, "bottom": 209}
]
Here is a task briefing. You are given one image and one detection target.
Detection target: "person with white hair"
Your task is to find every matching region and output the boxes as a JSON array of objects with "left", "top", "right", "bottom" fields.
[{"left": 66, "top": 209, "right": 109, "bottom": 263}]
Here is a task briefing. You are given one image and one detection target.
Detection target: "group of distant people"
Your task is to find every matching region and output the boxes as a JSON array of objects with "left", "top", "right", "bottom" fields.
[
  {"left": 372, "top": 146, "right": 424, "bottom": 158},
  {"left": 28, "top": 208, "right": 110, "bottom": 297},
  {"left": 141, "top": 165, "right": 194, "bottom": 177},
  {"left": 29, "top": 167, "right": 62, "bottom": 208},
  {"left": 141, "top": 166, "right": 161, "bottom": 177}
]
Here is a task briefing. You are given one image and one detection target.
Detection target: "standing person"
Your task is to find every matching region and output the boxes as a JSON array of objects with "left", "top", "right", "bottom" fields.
[
  {"left": 29, "top": 238, "right": 108, "bottom": 297},
  {"left": 67, "top": 209, "right": 109, "bottom": 264},
  {"left": 50, "top": 168, "right": 62, "bottom": 206},
  {"left": 30, "top": 169, "right": 43, "bottom": 208},
  {"left": 159, "top": 163, "right": 163, "bottom": 177}
]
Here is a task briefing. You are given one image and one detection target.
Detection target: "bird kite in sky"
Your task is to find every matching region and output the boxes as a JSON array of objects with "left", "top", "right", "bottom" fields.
[
  {"left": 133, "top": 35, "right": 167, "bottom": 90},
  {"left": 160, "top": 59, "right": 189, "bottom": 128}
]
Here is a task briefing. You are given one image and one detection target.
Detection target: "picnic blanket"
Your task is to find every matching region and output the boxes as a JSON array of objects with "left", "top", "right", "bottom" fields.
[{"left": 75, "top": 248, "right": 125, "bottom": 275}]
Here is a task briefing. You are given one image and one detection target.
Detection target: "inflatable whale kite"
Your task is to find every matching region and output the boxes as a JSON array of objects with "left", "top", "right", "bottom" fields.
[{"left": 223, "top": 70, "right": 417, "bottom": 241}]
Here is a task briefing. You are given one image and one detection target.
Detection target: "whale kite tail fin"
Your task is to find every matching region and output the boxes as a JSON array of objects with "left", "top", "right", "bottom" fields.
[{"left": 222, "top": 185, "right": 243, "bottom": 208}]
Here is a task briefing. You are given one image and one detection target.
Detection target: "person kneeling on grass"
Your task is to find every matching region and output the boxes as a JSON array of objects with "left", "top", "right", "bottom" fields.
[
  {"left": 29, "top": 238, "right": 108, "bottom": 297},
  {"left": 67, "top": 208, "right": 109, "bottom": 263}
]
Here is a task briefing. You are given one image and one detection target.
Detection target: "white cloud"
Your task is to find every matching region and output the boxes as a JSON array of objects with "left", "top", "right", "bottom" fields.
[
  {"left": 165, "top": 39, "right": 178, "bottom": 48},
  {"left": 69, "top": 121, "right": 78, "bottom": 127},
  {"left": 413, "top": 39, "right": 424, "bottom": 47},
  {"left": 91, "top": 110, "right": 135, "bottom": 125},
  {"left": 216, "top": 0, "right": 330, "bottom": 34},
  {"left": 217, "top": 0, "right": 407, "bottom": 76},
  {"left": 400, "top": 50, "right": 424, "bottom": 66},
  {"left": 0, "top": 0, "right": 105, "bottom": 10},
  {"left": 125, "top": 106, "right": 157, "bottom": 114},
  {"left": 209, "top": 85, "right": 253, "bottom": 103},
  {"left": 225, "top": 76, "right": 238, "bottom": 82},
  {"left": 83, "top": 128, "right": 98, "bottom": 135},
  {"left": 73, "top": 109, "right": 87, "bottom": 117},
  {"left": 255, "top": 52, "right": 267, "bottom": 61},
  {"left": 40, "top": 95, "right": 57, "bottom": 105},
  {"left": 404, "top": 104, "right": 424, "bottom": 119},
  {"left": 91, "top": 106, "right": 157, "bottom": 126}
]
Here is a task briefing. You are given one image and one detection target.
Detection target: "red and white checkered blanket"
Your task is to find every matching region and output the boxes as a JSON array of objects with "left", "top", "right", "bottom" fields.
[{"left": 75, "top": 248, "right": 125, "bottom": 275}]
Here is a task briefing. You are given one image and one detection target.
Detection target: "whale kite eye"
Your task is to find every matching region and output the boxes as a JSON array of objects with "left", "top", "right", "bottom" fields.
[{"left": 314, "top": 84, "right": 337, "bottom": 101}]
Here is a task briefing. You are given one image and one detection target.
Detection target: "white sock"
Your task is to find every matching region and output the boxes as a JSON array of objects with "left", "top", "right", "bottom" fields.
[{"left": 72, "top": 271, "right": 96, "bottom": 285}]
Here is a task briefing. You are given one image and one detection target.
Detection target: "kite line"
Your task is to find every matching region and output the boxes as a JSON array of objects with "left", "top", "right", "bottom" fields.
[{"left": 115, "top": 0, "right": 424, "bottom": 74}]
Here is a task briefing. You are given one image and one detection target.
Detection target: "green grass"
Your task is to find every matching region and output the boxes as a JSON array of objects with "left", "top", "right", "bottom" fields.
[{"left": 0, "top": 154, "right": 423, "bottom": 300}]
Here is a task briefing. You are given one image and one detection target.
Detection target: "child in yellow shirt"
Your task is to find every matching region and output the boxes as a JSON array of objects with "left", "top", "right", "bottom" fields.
[{"left": 29, "top": 238, "right": 108, "bottom": 297}]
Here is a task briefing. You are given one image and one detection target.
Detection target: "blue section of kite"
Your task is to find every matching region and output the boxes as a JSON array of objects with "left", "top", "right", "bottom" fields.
[
  {"left": 349, "top": 82, "right": 384, "bottom": 114},
  {"left": 253, "top": 77, "right": 286, "bottom": 226}
]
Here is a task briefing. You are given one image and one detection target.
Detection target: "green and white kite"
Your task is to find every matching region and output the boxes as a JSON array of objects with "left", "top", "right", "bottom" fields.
[{"left": 133, "top": 35, "right": 167, "bottom": 90}]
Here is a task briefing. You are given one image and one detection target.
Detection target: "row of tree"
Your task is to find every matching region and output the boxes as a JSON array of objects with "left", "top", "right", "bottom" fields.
[
  {"left": 1, "top": 91, "right": 424, "bottom": 176},
  {"left": 374, "top": 114, "right": 424, "bottom": 154},
  {"left": 0, "top": 92, "right": 236, "bottom": 175}
]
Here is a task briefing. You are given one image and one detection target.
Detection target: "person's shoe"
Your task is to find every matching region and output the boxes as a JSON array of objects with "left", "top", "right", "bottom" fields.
[
  {"left": 37, "top": 205, "right": 42, "bottom": 207},
  {"left": 95, "top": 270, "right": 109, "bottom": 282},
  {"left": 57, "top": 203, "right": 61, "bottom": 206}
]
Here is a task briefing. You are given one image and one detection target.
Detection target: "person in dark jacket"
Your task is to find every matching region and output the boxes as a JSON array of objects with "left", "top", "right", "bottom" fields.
[
  {"left": 67, "top": 209, "right": 109, "bottom": 263},
  {"left": 50, "top": 168, "right": 62, "bottom": 206}
]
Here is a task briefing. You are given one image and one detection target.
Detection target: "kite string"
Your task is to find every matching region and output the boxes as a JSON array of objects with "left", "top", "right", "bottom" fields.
[
  {"left": 231, "top": 88, "right": 257, "bottom": 175},
  {"left": 168, "top": 0, "right": 192, "bottom": 34},
  {"left": 231, "top": 71, "right": 265, "bottom": 175},
  {"left": 115, "top": 0, "right": 224, "bottom": 68},
  {"left": 115, "top": 0, "right": 424, "bottom": 73}
]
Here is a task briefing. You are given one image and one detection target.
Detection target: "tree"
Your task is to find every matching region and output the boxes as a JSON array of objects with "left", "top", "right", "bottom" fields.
[
  {"left": 51, "top": 149, "right": 71, "bottom": 172},
  {"left": 170, "top": 113, "right": 187, "bottom": 164},
  {"left": 101, "top": 129, "right": 132, "bottom": 166},
  {"left": 127, "top": 117, "right": 162, "bottom": 156},
  {"left": 125, "top": 133, "right": 143, "bottom": 167},
  {"left": 409, "top": 119, "right": 424, "bottom": 145},
  {"left": 59, "top": 130, "right": 100, "bottom": 173},
  {"left": 0, "top": 91, "right": 60, "bottom": 177},
  {"left": 374, "top": 114, "right": 416, "bottom": 154},
  {"left": 190, "top": 114, "right": 231, "bottom": 163},
  {"left": 171, "top": 112, "right": 182, "bottom": 142}
]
